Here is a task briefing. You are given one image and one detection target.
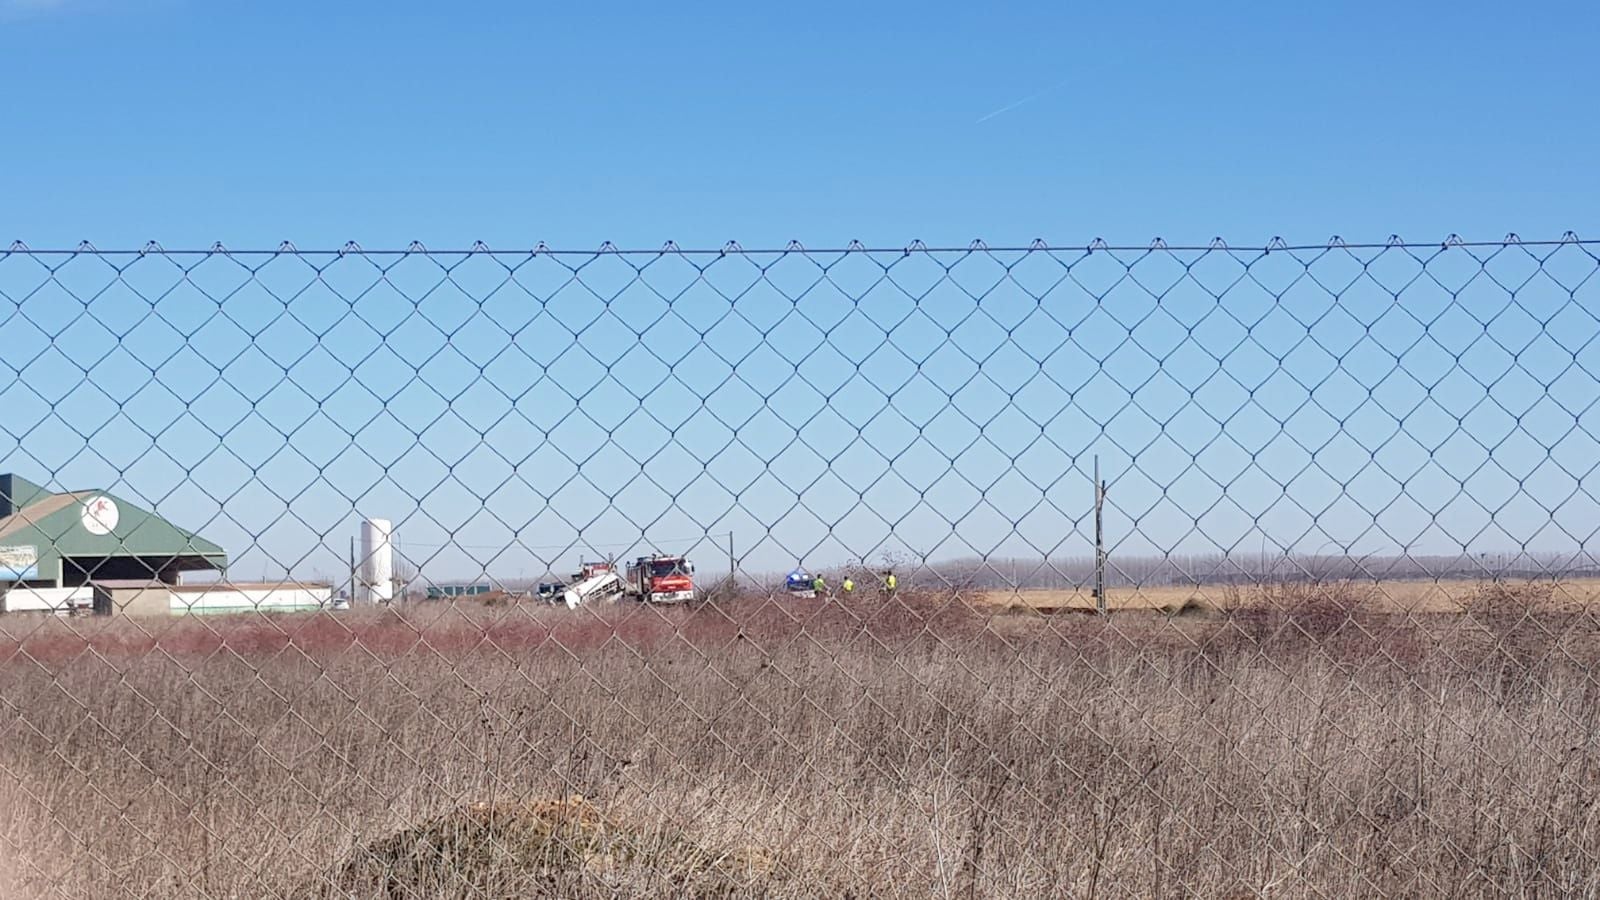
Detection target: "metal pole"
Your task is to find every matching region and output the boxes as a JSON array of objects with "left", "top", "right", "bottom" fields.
[
  {"left": 1094, "top": 456, "right": 1106, "bottom": 615},
  {"left": 349, "top": 535, "right": 357, "bottom": 606},
  {"left": 728, "top": 531, "right": 735, "bottom": 588}
]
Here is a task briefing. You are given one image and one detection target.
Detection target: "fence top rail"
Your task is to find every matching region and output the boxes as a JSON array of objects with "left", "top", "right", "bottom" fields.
[{"left": 3, "top": 234, "right": 1594, "bottom": 257}]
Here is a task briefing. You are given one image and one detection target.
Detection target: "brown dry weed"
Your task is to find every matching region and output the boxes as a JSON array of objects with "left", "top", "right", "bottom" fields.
[{"left": 0, "top": 585, "right": 1597, "bottom": 897}]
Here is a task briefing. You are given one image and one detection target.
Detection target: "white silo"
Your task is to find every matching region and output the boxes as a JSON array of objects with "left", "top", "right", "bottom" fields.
[{"left": 360, "top": 518, "right": 394, "bottom": 605}]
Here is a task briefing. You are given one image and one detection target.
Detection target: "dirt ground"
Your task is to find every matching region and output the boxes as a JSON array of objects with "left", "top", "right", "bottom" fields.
[{"left": 979, "top": 577, "right": 1600, "bottom": 614}]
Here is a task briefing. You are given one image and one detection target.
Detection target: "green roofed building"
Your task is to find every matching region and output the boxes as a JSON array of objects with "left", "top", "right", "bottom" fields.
[{"left": 0, "top": 474, "right": 226, "bottom": 588}]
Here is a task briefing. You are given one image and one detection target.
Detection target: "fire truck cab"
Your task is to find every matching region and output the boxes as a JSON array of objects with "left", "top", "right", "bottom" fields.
[{"left": 626, "top": 555, "right": 695, "bottom": 604}]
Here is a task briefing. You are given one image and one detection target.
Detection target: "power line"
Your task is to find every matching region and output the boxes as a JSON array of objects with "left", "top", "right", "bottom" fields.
[{"left": 390, "top": 532, "right": 733, "bottom": 554}]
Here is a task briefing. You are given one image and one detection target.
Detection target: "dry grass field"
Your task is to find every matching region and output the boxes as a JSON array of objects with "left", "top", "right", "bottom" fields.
[
  {"left": 1, "top": 582, "right": 1598, "bottom": 897},
  {"left": 984, "top": 576, "right": 1600, "bottom": 614}
]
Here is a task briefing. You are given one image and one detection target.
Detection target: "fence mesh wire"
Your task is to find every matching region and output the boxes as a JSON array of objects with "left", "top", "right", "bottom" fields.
[{"left": 2, "top": 236, "right": 1599, "bottom": 897}]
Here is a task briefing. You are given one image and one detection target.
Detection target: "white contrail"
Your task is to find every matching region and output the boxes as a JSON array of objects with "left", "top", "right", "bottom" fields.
[{"left": 974, "top": 79, "right": 1071, "bottom": 124}]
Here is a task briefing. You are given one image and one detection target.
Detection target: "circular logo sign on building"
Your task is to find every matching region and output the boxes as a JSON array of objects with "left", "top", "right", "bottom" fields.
[{"left": 81, "top": 496, "right": 119, "bottom": 536}]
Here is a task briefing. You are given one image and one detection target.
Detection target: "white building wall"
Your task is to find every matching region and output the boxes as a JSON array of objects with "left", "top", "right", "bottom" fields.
[
  {"left": 169, "top": 586, "right": 332, "bottom": 615},
  {"left": 2, "top": 586, "right": 92, "bottom": 613}
]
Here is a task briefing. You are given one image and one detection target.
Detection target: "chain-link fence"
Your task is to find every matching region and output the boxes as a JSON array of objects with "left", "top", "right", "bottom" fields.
[{"left": 1, "top": 236, "right": 1599, "bottom": 897}]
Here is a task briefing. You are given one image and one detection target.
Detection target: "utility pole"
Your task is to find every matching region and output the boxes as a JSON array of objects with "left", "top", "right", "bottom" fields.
[
  {"left": 349, "top": 535, "right": 357, "bottom": 606},
  {"left": 728, "top": 531, "right": 735, "bottom": 588},
  {"left": 1094, "top": 456, "right": 1106, "bottom": 615}
]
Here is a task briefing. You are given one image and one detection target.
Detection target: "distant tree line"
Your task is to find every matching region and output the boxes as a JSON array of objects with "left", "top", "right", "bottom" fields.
[{"left": 915, "top": 551, "right": 1600, "bottom": 590}]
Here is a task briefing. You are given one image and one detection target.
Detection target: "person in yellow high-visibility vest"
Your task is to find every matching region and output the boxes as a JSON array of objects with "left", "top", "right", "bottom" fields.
[
  {"left": 842, "top": 576, "right": 855, "bottom": 596},
  {"left": 884, "top": 571, "right": 897, "bottom": 595}
]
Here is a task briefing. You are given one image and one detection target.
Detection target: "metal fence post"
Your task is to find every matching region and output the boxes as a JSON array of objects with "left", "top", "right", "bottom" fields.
[{"left": 1095, "top": 455, "right": 1106, "bottom": 615}]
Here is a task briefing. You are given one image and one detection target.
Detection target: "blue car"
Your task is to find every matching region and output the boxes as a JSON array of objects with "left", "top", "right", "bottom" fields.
[{"left": 784, "top": 569, "right": 816, "bottom": 599}]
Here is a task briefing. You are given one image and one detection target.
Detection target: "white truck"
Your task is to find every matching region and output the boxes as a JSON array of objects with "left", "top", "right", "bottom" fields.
[{"left": 559, "top": 560, "right": 623, "bottom": 609}]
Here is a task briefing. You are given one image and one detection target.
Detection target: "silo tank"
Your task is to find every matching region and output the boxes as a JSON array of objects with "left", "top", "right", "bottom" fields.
[{"left": 360, "top": 518, "right": 394, "bottom": 604}]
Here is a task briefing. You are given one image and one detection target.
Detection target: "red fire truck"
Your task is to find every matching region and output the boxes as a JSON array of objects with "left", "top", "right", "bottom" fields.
[{"left": 625, "top": 555, "right": 696, "bottom": 604}]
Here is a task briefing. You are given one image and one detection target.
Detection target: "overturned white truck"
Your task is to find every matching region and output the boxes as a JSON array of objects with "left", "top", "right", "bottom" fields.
[{"left": 560, "top": 561, "right": 623, "bottom": 609}]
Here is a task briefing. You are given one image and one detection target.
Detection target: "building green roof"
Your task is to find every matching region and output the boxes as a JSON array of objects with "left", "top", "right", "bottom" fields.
[{"left": 0, "top": 474, "right": 226, "bottom": 584}]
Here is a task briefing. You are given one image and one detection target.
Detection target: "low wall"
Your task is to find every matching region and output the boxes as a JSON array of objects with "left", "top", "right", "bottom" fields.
[
  {"left": 1, "top": 586, "right": 92, "bottom": 613},
  {"left": 168, "top": 585, "right": 332, "bottom": 615}
]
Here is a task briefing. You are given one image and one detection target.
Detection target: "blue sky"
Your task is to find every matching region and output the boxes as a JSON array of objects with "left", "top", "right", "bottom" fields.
[
  {"left": 2, "top": 2, "right": 1598, "bottom": 586},
  {"left": 3, "top": 1, "right": 1597, "bottom": 249}
]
